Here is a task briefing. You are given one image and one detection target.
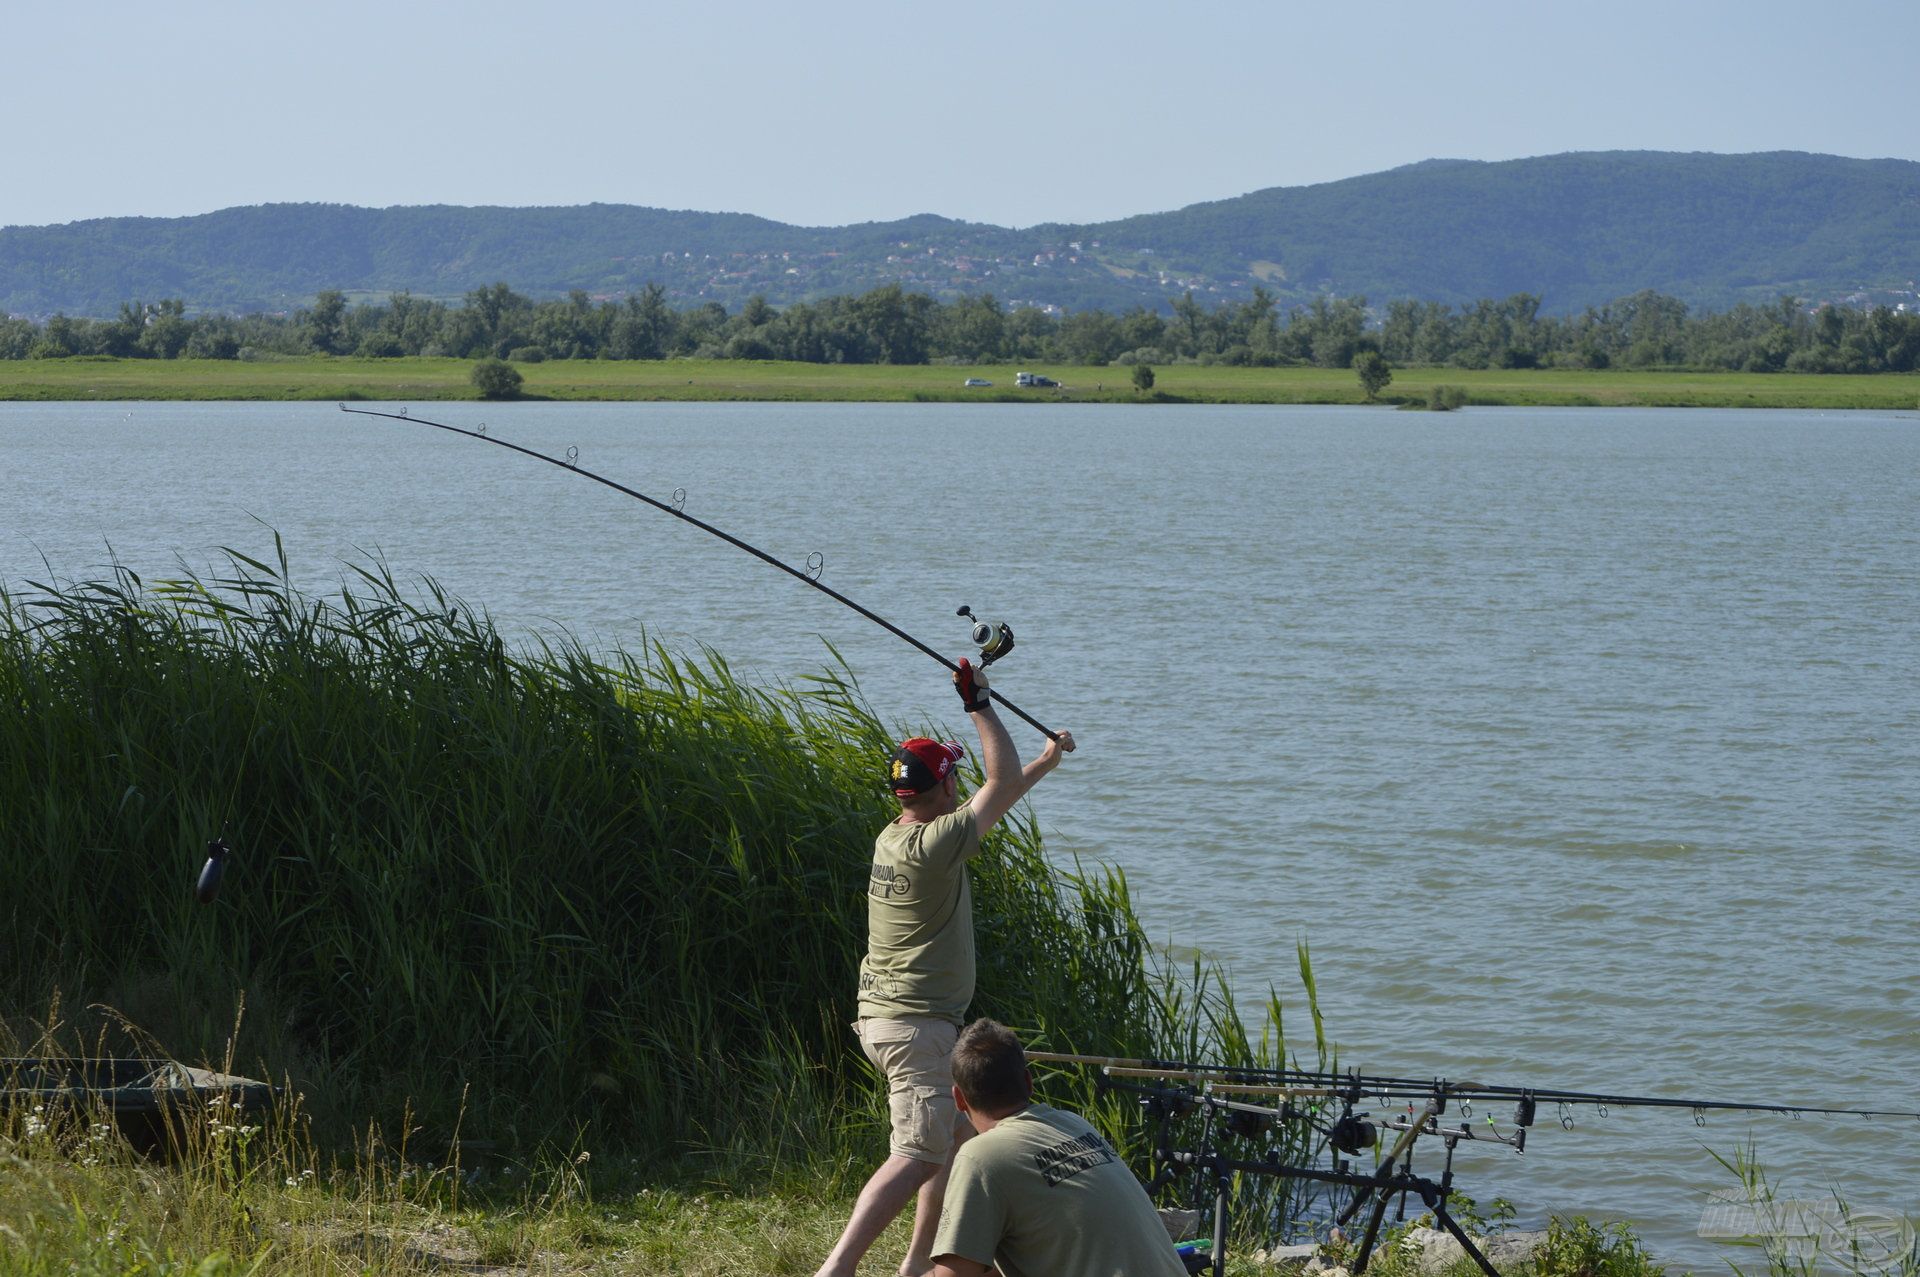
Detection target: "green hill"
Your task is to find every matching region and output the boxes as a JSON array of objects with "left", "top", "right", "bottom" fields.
[
  {"left": 1071, "top": 151, "right": 1920, "bottom": 312},
  {"left": 3, "top": 152, "right": 1916, "bottom": 318}
]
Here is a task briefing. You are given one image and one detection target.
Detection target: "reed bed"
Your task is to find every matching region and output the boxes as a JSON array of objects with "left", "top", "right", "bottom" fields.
[{"left": 0, "top": 545, "right": 1314, "bottom": 1217}]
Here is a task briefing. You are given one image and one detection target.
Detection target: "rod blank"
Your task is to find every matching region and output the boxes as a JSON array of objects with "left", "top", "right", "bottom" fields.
[{"left": 340, "top": 404, "right": 1057, "bottom": 739}]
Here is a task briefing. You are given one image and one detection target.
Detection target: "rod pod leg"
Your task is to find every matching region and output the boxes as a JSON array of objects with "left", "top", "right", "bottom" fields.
[
  {"left": 1425, "top": 1188, "right": 1501, "bottom": 1277},
  {"left": 1210, "top": 1165, "right": 1229, "bottom": 1277},
  {"left": 1350, "top": 1154, "right": 1408, "bottom": 1274}
]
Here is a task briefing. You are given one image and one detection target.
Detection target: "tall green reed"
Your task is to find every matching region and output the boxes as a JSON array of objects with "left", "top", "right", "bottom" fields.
[{"left": 1, "top": 546, "right": 1317, "bottom": 1219}]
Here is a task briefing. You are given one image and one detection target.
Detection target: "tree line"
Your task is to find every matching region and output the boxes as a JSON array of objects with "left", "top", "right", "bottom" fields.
[{"left": 4, "top": 283, "right": 1917, "bottom": 373}]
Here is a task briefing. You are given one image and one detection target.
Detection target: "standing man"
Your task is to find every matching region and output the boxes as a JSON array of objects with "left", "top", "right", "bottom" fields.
[
  {"left": 931, "top": 1019, "right": 1188, "bottom": 1277},
  {"left": 816, "top": 659, "right": 1074, "bottom": 1277}
]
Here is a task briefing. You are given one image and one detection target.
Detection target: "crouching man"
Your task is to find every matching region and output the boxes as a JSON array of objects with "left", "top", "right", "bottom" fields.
[{"left": 931, "top": 1019, "right": 1188, "bottom": 1277}]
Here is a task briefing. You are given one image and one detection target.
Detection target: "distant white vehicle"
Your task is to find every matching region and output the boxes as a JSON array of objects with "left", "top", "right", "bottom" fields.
[
  {"left": 1015, "top": 371, "right": 1059, "bottom": 388},
  {"left": 964, "top": 377, "right": 993, "bottom": 387}
]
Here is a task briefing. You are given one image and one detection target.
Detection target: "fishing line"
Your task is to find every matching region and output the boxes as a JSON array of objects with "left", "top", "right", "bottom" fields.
[{"left": 337, "top": 404, "right": 1058, "bottom": 740}]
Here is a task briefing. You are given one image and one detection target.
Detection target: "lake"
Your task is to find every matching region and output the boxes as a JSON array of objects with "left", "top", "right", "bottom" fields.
[{"left": 4, "top": 399, "right": 1916, "bottom": 1264}]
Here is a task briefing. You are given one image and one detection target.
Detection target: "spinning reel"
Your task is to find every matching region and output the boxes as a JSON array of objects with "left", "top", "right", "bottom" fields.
[{"left": 955, "top": 605, "right": 1016, "bottom": 666}]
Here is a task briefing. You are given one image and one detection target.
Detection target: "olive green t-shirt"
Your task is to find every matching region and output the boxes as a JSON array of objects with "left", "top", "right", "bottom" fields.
[
  {"left": 856, "top": 807, "right": 981, "bottom": 1024},
  {"left": 932, "top": 1103, "right": 1188, "bottom": 1277}
]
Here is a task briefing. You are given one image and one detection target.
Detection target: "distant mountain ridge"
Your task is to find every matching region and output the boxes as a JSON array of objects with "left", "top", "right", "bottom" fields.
[{"left": 3, "top": 151, "right": 1917, "bottom": 318}]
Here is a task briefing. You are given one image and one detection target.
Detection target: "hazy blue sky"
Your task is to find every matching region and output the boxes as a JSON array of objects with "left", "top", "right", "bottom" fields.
[{"left": 8, "top": 0, "right": 1917, "bottom": 230}]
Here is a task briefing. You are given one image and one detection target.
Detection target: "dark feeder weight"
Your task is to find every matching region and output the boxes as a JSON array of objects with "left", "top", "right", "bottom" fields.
[{"left": 195, "top": 837, "right": 230, "bottom": 905}]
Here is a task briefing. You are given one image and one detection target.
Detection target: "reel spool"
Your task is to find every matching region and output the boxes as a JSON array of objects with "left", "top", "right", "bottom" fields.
[
  {"left": 955, "top": 606, "right": 1015, "bottom": 666},
  {"left": 1329, "top": 1114, "right": 1378, "bottom": 1154}
]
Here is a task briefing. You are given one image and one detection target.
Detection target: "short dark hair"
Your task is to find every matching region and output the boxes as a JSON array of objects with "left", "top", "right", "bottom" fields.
[{"left": 952, "top": 1018, "right": 1030, "bottom": 1114}]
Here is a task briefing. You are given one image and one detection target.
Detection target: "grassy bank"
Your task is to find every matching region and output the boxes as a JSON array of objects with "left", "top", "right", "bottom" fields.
[
  {"left": 0, "top": 557, "right": 1847, "bottom": 1275},
  {"left": 0, "top": 1070, "right": 1680, "bottom": 1277},
  {"left": 0, "top": 1079, "right": 919, "bottom": 1276},
  {"left": 1, "top": 354, "right": 1917, "bottom": 407},
  {"left": 2, "top": 549, "right": 1285, "bottom": 1157},
  {"left": 1, "top": 546, "right": 1325, "bottom": 1277}
]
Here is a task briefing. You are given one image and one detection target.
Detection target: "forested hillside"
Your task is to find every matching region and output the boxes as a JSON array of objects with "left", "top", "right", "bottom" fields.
[
  {"left": 1085, "top": 152, "right": 1920, "bottom": 312},
  {"left": 3, "top": 152, "right": 1916, "bottom": 318}
]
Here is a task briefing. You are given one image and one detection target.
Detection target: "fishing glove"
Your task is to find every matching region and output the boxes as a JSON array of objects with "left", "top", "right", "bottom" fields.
[{"left": 954, "top": 658, "right": 991, "bottom": 713}]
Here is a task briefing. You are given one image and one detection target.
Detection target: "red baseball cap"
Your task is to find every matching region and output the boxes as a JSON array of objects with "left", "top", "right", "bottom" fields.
[{"left": 888, "top": 738, "right": 965, "bottom": 796}]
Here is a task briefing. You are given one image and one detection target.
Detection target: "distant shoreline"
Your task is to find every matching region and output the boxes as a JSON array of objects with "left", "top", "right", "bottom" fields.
[{"left": 1, "top": 356, "right": 1916, "bottom": 410}]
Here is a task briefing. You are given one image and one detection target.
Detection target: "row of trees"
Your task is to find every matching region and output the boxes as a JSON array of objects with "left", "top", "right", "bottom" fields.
[
  {"left": 1376, "top": 292, "right": 1920, "bottom": 374},
  {"left": 4, "top": 283, "right": 1917, "bottom": 373}
]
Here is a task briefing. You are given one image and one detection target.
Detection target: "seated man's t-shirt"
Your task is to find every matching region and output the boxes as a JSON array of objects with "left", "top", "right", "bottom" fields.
[{"left": 932, "top": 1103, "right": 1187, "bottom": 1277}]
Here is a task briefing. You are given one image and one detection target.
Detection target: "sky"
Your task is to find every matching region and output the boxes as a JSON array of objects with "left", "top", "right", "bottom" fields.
[{"left": 7, "top": 0, "right": 1919, "bottom": 231}]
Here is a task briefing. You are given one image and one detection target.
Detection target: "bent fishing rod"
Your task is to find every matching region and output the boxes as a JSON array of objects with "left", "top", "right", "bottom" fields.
[{"left": 338, "top": 404, "right": 1057, "bottom": 740}]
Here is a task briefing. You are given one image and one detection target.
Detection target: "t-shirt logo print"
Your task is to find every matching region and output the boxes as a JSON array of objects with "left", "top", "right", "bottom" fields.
[
  {"left": 1031, "top": 1130, "right": 1119, "bottom": 1187},
  {"left": 869, "top": 862, "right": 913, "bottom": 898}
]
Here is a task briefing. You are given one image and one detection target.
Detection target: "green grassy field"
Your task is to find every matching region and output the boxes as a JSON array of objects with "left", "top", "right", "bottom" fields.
[{"left": 2, "top": 355, "right": 1917, "bottom": 408}]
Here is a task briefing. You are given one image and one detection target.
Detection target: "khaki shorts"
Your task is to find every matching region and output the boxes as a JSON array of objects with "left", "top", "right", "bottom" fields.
[{"left": 854, "top": 1016, "right": 964, "bottom": 1164}]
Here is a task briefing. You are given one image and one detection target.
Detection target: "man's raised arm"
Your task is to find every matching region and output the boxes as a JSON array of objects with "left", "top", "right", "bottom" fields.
[{"left": 953, "top": 659, "right": 1074, "bottom": 836}]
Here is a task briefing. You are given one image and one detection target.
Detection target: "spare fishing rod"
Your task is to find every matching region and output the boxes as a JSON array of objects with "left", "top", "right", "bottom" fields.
[
  {"left": 338, "top": 404, "right": 1057, "bottom": 740},
  {"left": 1027, "top": 1052, "right": 1920, "bottom": 1122},
  {"left": 1073, "top": 1060, "right": 1920, "bottom": 1277}
]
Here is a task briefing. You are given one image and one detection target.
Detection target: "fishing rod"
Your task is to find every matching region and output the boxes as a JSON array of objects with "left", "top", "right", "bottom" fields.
[
  {"left": 1071, "top": 1060, "right": 1920, "bottom": 1277},
  {"left": 1095, "top": 1069, "right": 1481, "bottom": 1277},
  {"left": 1027, "top": 1052, "right": 1920, "bottom": 1122},
  {"left": 337, "top": 404, "right": 1057, "bottom": 740}
]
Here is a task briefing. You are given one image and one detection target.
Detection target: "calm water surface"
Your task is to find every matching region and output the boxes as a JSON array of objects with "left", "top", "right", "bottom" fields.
[{"left": 4, "top": 401, "right": 1917, "bottom": 1263}]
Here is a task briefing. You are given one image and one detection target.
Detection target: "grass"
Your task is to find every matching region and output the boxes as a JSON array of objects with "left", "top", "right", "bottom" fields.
[
  {"left": 0, "top": 550, "right": 1746, "bottom": 1274},
  {"left": 1702, "top": 1143, "right": 1919, "bottom": 1277},
  {"left": 1340, "top": 1206, "right": 1668, "bottom": 1277},
  {"left": 0, "top": 355, "right": 1916, "bottom": 407},
  {"left": 3, "top": 1102, "right": 1841, "bottom": 1277},
  {"left": 0, "top": 1035, "right": 1670, "bottom": 1277},
  {"left": 1, "top": 543, "right": 1331, "bottom": 1267},
  {"left": 0, "top": 1053, "right": 916, "bottom": 1276},
  {"left": 0, "top": 1072, "right": 1677, "bottom": 1277},
  {"left": 2, "top": 545, "right": 1291, "bottom": 1151}
]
